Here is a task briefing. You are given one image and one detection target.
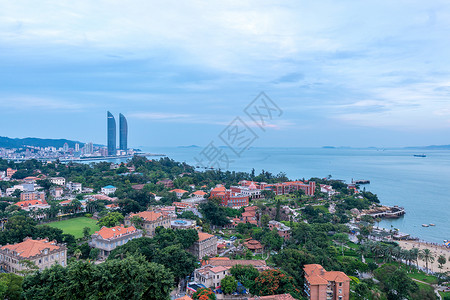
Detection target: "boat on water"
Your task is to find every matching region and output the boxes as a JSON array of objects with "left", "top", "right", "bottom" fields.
[
  {"left": 422, "top": 224, "right": 429, "bottom": 227},
  {"left": 414, "top": 154, "right": 426, "bottom": 157},
  {"left": 429, "top": 223, "right": 435, "bottom": 226}
]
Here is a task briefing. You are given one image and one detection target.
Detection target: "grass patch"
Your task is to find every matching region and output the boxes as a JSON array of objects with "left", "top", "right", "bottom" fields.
[
  {"left": 315, "top": 205, "right": 329, "bottom": 213},
  {"left": 46, "top": 217, "right": 100, "bottom": 239}
]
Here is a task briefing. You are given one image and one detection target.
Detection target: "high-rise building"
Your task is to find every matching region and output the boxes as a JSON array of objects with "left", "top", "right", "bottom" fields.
[
  {"left": 107, "top": 111, "right": 116, "bottom": 156},
  {"left": 75, "top": 143, "right": 80, "bottom": 152},
  {"left": 119, "top": 113, "right": 128, "bottom": 151}
]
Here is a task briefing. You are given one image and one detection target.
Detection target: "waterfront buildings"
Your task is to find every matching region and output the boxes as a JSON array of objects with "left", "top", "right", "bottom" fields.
[
  {"left": 89, "top": 225, "right": 142, "bottom": 259},
  {"left": 188, "top": 231, "right": 217, "bottom": 259},
  {"left": 124, "top": 210, "right": 171, "bottom": 237},
  {"left": 119, "top": 113, "right": 128, "bottom": 151},
  {"left": 0, "top": 238, "right": 67, "bottom": 275},
  {"left": 107, "top": 111, "right": 116, "bottom": 156},
  {"left": 303, "top": 264, "right": 350, "bottom": 300}
]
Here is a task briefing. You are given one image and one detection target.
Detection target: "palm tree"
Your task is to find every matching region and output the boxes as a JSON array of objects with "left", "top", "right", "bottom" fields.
[
  {"left": 409, "top": 248, "right": 419, "bottom": 268},
  {"left": 419, "top": 249, "right": 435, "bottom": 273},
  {"left": 73, "top": 249, "right": 82, "bottom": 260},
  {"left": 437, "top": 255, "right": 447, "bottom": 271}
]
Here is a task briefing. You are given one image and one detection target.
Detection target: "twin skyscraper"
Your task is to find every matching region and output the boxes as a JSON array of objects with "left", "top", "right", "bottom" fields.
[{"left": 107, "top": 111, "right": 128, "bottom": 156}]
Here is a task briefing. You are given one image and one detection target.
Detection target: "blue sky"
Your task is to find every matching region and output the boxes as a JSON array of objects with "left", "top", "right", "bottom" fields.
[{"left": 1, "top": 1, "right": 450, "bottom": 148}]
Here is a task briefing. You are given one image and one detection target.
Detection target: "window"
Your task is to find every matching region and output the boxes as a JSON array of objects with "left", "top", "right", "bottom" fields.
[
  {"left": 339, "top": 289, "right": 342, "bottom": 294},
  {"left": 339, "top": 282, "right": 342, "bottom": 287}
]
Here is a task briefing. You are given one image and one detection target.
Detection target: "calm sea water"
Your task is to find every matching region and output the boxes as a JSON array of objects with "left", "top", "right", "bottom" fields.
[{"left": 140, "top": 146, "right": 450, "bottom": 244}]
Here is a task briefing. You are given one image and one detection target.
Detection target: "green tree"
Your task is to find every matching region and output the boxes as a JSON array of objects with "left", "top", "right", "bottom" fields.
[
  {"left": 0, "top": 273, "right": 23, "bottom": 300},
  {"left": 419, "top": 249, "right": 435, "bottom": 272},
  {"left": 221, "top": 276, "right": 238, "bottom": 294},
  {"left": 97, "top": 212, "right": 124, "bottom": 228},
  {"left": 230, "top": 265, "right": 259, "bottom": 291},
  {"left": 333, "top": 233, "right": 349, "bottom": 257},
  {"left": 374, "top": 264, "right": 418, "bottom": 300},
  {"left": 437, "top": 254, "right": 447, "bottom": 271},
  {"left": 82, "top": 227, "right": 91, "bottom": 239},
  {"left": 156, "top": 244, "right": 197, "bottom": 283},
  {"left": 22, "top": 255, "right": 173, "bottom": 300}
]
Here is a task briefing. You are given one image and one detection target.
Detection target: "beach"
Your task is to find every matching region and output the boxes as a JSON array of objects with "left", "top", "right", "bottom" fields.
[{"left": 398, "top": 240, "right": 450, "bottom": 273}]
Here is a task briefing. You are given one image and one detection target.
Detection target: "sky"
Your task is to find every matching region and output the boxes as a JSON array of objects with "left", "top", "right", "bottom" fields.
[{"left": 1, "top": 0, "right": 450, "bottom": 148}]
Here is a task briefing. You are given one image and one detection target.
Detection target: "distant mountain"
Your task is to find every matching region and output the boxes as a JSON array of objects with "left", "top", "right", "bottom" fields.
[
  {"left": 404, "top": 144, "right": 450, "bottom": 150},
  {"left": 0, "top": 136, "right": 85, "bottom": 149}
]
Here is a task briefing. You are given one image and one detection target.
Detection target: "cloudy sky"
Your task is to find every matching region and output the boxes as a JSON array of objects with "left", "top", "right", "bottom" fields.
[{"left": 1, "top": 0, "right": 450, "bottom": 148}]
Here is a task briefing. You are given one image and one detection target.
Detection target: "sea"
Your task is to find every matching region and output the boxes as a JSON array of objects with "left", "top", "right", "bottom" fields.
[{"left": 105, "top": 146, "right": 450, "bottom": 244}]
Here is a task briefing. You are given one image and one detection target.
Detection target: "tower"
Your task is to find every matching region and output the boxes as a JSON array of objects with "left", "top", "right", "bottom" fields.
[
  {"left": 119, "top": 113, "right": 128, "bottom": 151},
  {"left": 107, "top": 111, "right": 116, "bottom": 156}
]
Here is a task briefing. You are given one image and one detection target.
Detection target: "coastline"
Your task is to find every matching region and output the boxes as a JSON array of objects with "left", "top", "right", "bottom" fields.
[{"left": 397, "top": 240, "right": 450, "bottom": 273}]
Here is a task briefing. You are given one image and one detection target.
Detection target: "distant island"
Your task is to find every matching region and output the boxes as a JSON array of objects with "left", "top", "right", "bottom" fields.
[
  {"left": 177, "top": 145, "right": 200, "bottom": 148},
  {"left": 0, "top": 136, "right": 85, "bottom": 149}
]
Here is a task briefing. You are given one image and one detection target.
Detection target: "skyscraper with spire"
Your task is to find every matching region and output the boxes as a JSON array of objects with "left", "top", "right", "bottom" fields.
[
  {"left": 119, "top": 113, "right": 128, "bottom": 151},
  {"left": 107, "top": 111, "right": 116, "bottom": 156}
]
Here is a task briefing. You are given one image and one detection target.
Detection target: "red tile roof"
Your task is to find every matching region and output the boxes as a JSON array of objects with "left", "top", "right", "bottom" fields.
[
  {"left": 198, "top": 231, "right": 215, "bottom": 242},
  {"left": 95, "top": 225, "right": 138, "bottom": 240},
  {"left": 14, "top": 200, "right": 47, "bottom": 208},
  {"left": 170, "top": 189, "right": 188, "bottom": 194},
  {"left": 193, "top": 190, "right": 207, "bottom": 196},
  {"left": 131, "top": 211, "right": 163, "bottom": 222},
  {"left": 1, "top": 238, "right": 62, "bottom": 258}
]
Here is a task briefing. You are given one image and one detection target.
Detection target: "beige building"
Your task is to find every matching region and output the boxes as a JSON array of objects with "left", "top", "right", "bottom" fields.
[
  {"left": 188, "top": 231, "right": 217, "bottom": 259},
  {"left": 89, "top": 225, "right": 142, "bottom": 259},
  {"left": 194, "top": 265, "right": 230, "bottom": 289},
  {"left": 124, "top": 210, "right": 171, "bottom": 237},
  {"left": 50, "top": 177, "right": 66, "bottom": 186},
  {"left": 0, "top": 238, "right": 67, "bottom": 275}
]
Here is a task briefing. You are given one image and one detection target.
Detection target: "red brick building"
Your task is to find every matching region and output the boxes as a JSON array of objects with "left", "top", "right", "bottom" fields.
[
  {"left": 210, "top": 185, "right": 249, "bottom": 208},
  {"left": 264, "top": 180, "right": 316, "bottom": 196},
  {"left": 304, "top": 264, "right": 350, "bottom": 300}
]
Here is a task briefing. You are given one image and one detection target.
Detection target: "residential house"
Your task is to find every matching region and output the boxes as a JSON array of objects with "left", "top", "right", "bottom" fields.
[
  {"left": 192, "top": 190, "right": 207, "bottom": 198},
  {"left": 202, "top": 257, "right": 268, "bottom": 271},
  {"left": 6, "top": 168, "right": 17, "bottom": 178},
  {"left": 50, "top": 177, "right": 66, "bottom": 186},
  {"left": 269, "top": 220, "right": 291, "bottom": 240},
  {"left": 14, "top": 200, "right": 50, "bottom": 211},
  {"left": 156, "top": 179, "right": 174, "bottom": 189},
  {"left": 20, "top": 191, "right": 45, "bottom": 202},
  {"left": 0, "top": 238, "right": 67, "bottom": 275},
  {"left": 188, "top": 232, "right": 217, "bottom": 259},
  {"left": 170, "top": 189, "right": 189, "bottom": 199},
  {"left": 67, "top": 182, "right": 82, "bottom": 193},
  {"left": 50, "top": 187, "right": 64, "bottom": 198},
  {"left": 101, "top": 185, "right": 117, "bottom": 195},
  {"left": 89, "top": 225, "right": 142, "bottom": 259},
  {"left": 244, "top": 239, "right": 263, "bottom": 254},
  {"left": 193, "top": 265, "right": 230, "bottom": 289},
  {"left": 303, "top": 264, "right": 350, "bottom": 300},
  {"left": 124, "top": 210, "right": 171, "bottom": 237}
]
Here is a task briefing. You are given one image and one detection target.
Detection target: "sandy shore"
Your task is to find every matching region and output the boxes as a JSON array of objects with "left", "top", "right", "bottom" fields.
[{"left": 398, "top": 240, "right": 450, "bottom": 273}]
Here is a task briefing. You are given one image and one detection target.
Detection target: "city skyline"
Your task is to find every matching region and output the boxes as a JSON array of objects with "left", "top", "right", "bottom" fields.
[{"left": 1, "top": 1, "right": 450, "bottom": 148}]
